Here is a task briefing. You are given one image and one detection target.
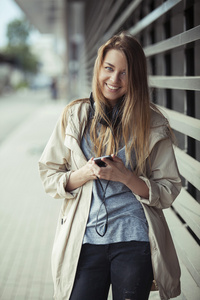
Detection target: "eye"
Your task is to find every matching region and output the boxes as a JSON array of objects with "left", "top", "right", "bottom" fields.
[
  {"left": 121, "top": 71, "right": 126, "bottom": 76},
  {"left": 105, "top": 66, "right": 113, "bottom": 71}
]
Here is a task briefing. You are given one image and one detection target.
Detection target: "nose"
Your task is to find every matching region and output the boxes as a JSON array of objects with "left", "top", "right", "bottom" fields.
[{"left": 110, "top": 72, "right": 120, "bottom": 83}]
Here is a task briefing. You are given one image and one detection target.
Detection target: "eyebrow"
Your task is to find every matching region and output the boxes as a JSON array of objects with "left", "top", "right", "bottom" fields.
[{"left": 105, "top": 62, "right": 115, "bottom": 67}]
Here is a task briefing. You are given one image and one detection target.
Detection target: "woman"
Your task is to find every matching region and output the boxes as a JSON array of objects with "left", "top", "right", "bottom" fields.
[{"left": 39, "top": 32, "right": 182, "bottom": 300}]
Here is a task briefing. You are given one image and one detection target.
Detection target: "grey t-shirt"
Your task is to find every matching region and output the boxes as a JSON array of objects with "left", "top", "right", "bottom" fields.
[{"left": 81, "top": 126, "right": 149, "bottom": 245}]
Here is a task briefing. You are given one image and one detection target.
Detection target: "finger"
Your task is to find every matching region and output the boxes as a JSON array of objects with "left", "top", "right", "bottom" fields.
[
  {"left": 111, "top": 155, "right": 122, "bottom": 163},
  {"left": 101, "top": 157, "right": 113, "bottom": 166},
  {"left": 92, "top": 160, "right": 101, "bottom": 171}
]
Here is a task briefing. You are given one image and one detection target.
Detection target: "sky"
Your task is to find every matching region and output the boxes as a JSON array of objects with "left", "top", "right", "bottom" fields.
[{"left": 0, "top": 0, "right": 41, "bottom": 48}]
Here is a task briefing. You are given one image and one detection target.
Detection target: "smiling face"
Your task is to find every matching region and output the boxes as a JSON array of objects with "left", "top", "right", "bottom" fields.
[{"left": 98, "top": 49, "right": 128, "bottom": 107}]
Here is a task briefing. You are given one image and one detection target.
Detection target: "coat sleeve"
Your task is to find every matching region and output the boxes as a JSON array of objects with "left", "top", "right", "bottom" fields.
[
  {"left": 38, "top": 116, "right": 76, "bottom": 200},
  {"left": 136, "top": 138, "right": 182, "bottom": 209}
]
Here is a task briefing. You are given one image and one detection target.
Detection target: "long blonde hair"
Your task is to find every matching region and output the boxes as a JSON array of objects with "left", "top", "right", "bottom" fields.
[{"left": 91, "top": 32, "right": 151, "bottom": 175}]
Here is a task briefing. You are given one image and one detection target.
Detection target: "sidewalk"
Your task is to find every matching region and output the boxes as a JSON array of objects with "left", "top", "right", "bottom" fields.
[
  {"left": 0, "top": 89, "right": 51, "bottom": 145},
  {"left": 0, "top": 96, "right": 65, "bottom": 300},
  {"left": 0, "top": 92, "right": 160, "bottom": 300}
]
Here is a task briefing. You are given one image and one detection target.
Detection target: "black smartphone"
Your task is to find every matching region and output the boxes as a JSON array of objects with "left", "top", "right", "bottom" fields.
[{"left": 93, "top": 155, "right": 113, "bottom": 167}]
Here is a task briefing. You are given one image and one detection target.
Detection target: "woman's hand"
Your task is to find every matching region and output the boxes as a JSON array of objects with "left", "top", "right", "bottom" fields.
[
  {"left": 92, "top": 155, "right": 129, "bottom": 182},
  {"left": 81, "top": 158, "right": 98, "bottom": 181},
  {"left": 65, "top": 158, "right": 97, "bottom": 192},
  {"left": 92, "top": 155, "right": 149, "bottom": 199}
]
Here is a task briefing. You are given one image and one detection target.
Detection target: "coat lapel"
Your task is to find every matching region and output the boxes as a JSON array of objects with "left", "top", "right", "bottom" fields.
[{"left": 64, "top": 104, "right": 89, "bottom": 169}]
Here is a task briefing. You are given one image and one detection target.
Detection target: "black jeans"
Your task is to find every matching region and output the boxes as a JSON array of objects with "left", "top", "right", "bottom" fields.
[{"left": 69, "top": 241, "right": 154, "bottom": 300}]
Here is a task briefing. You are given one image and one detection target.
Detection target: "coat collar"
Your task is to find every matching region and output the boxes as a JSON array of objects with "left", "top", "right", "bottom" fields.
[{"left": 64, "top": 100, "right": 90, "bottom": 167}]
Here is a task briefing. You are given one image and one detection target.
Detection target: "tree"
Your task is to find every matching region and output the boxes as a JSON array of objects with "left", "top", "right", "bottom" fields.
[
  {"left": 7, "top": 18, "right": 30, "bottom": 46},
  {"left": 3, "top": 18, "right": 39, "bottom": 74}
]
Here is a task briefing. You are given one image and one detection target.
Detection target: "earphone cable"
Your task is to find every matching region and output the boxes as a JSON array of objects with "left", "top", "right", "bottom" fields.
[
  {"left": 95, "top": 178, "right": 109, "bottom": 237},
  {"left": 110, "top": 126, "right": 117, "bottom": 155}
]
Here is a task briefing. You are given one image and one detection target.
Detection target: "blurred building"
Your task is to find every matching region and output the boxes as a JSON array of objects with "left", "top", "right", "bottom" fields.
[
  {"left": 0, "top": 52, "right": 27, "bottom": 93},
  {"left": 14, "top": 0, "right": 200, "bottom": 299},
  {"left": 30, "top": 35, "right": 65, "bottom": 91}
]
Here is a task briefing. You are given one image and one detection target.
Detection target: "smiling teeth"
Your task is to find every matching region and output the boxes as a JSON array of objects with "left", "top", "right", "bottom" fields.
[{"left": 107, "top": 84, "right": 119, "bottom": 90}]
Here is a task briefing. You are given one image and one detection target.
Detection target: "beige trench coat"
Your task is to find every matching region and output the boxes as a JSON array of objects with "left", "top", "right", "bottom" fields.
[{"left": 38, "top": 99, "right": 182, "bottom": 300}]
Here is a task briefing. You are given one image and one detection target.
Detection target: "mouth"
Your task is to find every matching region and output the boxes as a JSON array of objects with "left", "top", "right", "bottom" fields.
[{"left": 105, "top": 83, "right": 120, "bottom": 91}]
